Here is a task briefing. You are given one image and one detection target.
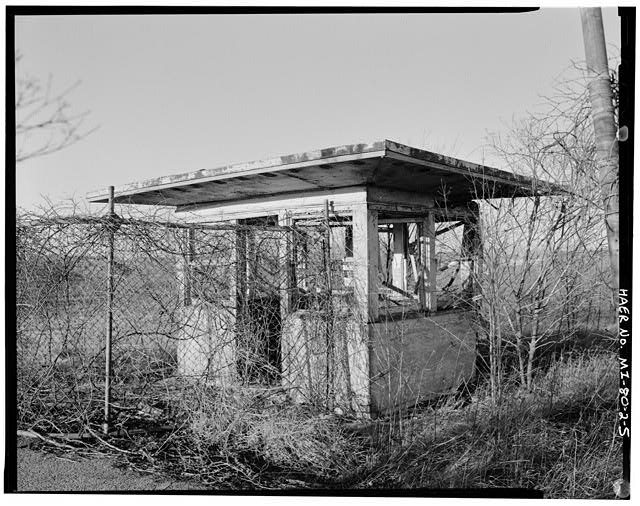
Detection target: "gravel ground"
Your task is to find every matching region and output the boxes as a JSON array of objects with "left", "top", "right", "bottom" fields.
[{"left": 16, "top": 444, "right": 207, "bottom": 492}]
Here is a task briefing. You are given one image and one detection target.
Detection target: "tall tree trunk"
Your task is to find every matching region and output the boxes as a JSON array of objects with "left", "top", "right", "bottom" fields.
[{"left": 580, "top": 8, "right": 620, "bottom": 295}]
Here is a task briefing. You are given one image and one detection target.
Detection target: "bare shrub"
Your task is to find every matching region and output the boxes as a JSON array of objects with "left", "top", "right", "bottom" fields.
[
  {"left": 355, "top": 351, "right": 620, "bottom": 496},
  {"left": 186, "top": 386, "right": 364, "bottom": 482},
  {"left": 432, "top": 63, "right": 618, "bottom": 401}
]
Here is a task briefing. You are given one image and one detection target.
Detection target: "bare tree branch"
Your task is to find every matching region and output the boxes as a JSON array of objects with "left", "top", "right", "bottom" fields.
[{"left": 15, "top": 51, "right": 98, "bottom": 163}]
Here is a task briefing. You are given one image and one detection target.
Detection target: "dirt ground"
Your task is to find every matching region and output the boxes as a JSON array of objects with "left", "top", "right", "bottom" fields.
[{"left": 15, "top": 444, "right": 207, "bottom": 492}]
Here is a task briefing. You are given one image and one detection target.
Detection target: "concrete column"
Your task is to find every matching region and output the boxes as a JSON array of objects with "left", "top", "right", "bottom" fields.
[
  {"left": 426, "top": 212, "right": 437, "bottom": 311},
  {"left": 349, "top": 204, "right": 377, "bottom": 416},
  {"left": 352, "top": 204, "right": 379, "bottom": 322},
  {"left": 419, "top": 213, "right": 437, "bottom": 312},
  {"left": 278, "top": 212, "right": 294, "bottom": 318},
  {"left": 391, "top": 223, "right": 408, "bottom": 291},
  {"left": 461, "top": 201, "right": 481, "bottom": 298},
  {"left": 211, "top": 220, "right": 239, "bottom": 386}
]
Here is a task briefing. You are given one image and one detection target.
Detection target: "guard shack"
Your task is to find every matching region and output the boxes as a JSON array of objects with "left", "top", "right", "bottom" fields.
[{"left": 89, "top": 140, "right": 549, "bottom": 417}]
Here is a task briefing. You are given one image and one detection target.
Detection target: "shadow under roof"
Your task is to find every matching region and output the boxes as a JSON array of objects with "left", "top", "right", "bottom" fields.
[{"left": 87, "top": 140, "right": 562, "bottom": 209}]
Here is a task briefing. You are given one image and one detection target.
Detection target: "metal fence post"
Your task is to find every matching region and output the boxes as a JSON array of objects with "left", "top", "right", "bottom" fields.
[
  {"left": 183, "top": 227, "right": 195, "bottom": 307},
  {"left": 324, "top": 200, "right": 335, "bottom": 409},
  {"left": 103, "top": 186, "right": 115, "bottom": 435}
]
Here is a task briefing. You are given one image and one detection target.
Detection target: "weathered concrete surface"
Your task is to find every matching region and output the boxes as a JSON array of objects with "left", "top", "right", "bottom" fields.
[
  {"left": 370, "top": 310, "right": 476, "bottom": 415},
  {"left": 281, "top": 310, "right": 370, "bottom": 416},
  {"left": 88, "top": 140, "right": 562, "bottom": 208},
  {"left": 177, "top": 301, "right": 236, "bottom": 385},
  {"left": 281, "top": 309, "right": 476, "bottom": 418}
]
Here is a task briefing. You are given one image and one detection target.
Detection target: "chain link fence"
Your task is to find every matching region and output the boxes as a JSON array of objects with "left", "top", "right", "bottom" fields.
[
  {"left": 15, "top": 205, "right": 614, "bottom": 436},
  {"left": 16, "top": 210, "right": 368, "bottom": 436}
]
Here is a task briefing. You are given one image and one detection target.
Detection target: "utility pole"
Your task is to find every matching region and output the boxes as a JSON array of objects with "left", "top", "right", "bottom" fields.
[{"left": 580, "top": 7, "right": 620, "bottom": 294}]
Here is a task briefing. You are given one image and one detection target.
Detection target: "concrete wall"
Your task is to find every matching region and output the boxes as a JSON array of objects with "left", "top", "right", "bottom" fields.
[
  {"left": 177, "top": 300, "right": 237, "bottom": 386},
  {"left": 370, "top": 310, "right": 476, "bottom": 415},
  {"left": 281, "top": 309, "right": 477, "bottom": 417},
  {"left": 281, "top": 309, "right": 370, "bottom": 416}
]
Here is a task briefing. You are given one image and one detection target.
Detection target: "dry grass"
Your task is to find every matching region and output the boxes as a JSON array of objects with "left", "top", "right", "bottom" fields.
[
  {"left": 344, "top": 350, "right": 621, "bottom": 497},
  {"left": 185, "top": 385, "right": 366, "bottom": 486},
  {"left": 121, "top": 349, "right": 617, "bottom": 495},
  {"left": 20, "top": 348, "right": 621, "bottom": 496}
]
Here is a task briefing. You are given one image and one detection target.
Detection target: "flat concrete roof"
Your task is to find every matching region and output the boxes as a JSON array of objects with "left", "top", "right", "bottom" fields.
[{"left": 87, "top": 140, "right": 561, "bottom": 209}]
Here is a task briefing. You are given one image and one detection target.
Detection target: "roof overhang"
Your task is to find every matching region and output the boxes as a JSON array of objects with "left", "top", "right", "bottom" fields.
[{"left": 87, "top": 139, "right": 564, "bottom": 208}]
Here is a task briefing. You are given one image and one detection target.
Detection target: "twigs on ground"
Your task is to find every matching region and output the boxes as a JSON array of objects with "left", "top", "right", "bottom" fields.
[{"left": 17, "top": 429, "right": 80, "bottom": 450}]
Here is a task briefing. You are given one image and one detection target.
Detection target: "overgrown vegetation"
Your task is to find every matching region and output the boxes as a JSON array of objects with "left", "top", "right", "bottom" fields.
[
  {"left": 15, "top": 63, "right": 622, "bottom": 497},
  {"left": 19, "top": 347, "right": 620, "bottom": 496},
  {"left": 173, "top": 347, "right": 620, "bottom": 496},
  {"left": 350, "top": 349, "right": 619, "bottom": 495},
  {"left": 16, "top": 206, "right": 619, "bottom": 496}
]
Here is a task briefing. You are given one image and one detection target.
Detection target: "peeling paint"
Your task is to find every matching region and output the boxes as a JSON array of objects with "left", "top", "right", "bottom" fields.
[{"left": 87, "top": 139, "right": 564, "bottom": 206}]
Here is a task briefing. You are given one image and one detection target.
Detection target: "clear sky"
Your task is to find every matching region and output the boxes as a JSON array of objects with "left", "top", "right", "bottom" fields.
[{"left": 14, "top": 8, "right": 621, "bottom": 211}]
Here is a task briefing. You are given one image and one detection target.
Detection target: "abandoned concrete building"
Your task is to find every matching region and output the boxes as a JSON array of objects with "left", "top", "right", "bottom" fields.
[{"left": 88, "top": 140, "right": 551, "bottom": 417}]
